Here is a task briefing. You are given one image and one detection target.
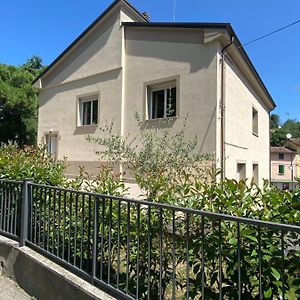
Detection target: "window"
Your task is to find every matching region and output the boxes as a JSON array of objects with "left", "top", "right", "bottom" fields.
[
  {"left": 253, "top": 164, "right": 258, "bottom": 183},
  {"left": 252, "top": 107, "right": 258, "bottom": 135},
  {"left": 236, "top": 163, "right": 246, "bottom": 181},
  {"left": 79, "top": 96, "right": 98, "bottom": 126},
  {"left": 278, "top": 165, "right": 285, "bottom": 174},
  {"left": 148, "top": 82, "right": 176, "bottom": 119},
  {"left": 45, "top": 133, "right": 58, "bottom": 159},
  {"left": 279, "top": 153, "right": 284, "bottom": 160}
]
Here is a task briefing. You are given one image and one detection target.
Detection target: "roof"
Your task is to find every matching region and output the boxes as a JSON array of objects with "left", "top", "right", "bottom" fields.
[
  {"left": 290, "top": 138, "right": 300, "bottom": 146},
  {"left": 32, "top": 1, "right": 276, "bottom": 109},
  {"left": 123, "top": 22, "right": 275, "bottom": 109},
  {"left": 271, "top": 147, "right": 297, "bottom": 154},
  {"left": 33, "top": 0, "right": 148, "bottom": 85}
]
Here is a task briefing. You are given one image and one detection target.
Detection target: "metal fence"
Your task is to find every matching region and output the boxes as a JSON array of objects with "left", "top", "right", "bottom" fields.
[{"left": 0, "top": 178, "right": 299, "bottom": 299}]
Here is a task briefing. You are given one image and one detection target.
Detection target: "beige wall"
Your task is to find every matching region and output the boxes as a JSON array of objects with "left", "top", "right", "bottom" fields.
[
  {"left": 221, "top": 51, "right": 270, "bottom": 186},
  {"left": 38, "top": 8, "right": 125, "bottom": 170},
  {"left": 124, "top": 27, "right": 218, "bottom": 156}
]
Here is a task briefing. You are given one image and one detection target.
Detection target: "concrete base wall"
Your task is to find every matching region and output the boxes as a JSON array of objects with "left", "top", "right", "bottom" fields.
[{"left": 0, "top": 235, "right": 114, "bottom": 300}]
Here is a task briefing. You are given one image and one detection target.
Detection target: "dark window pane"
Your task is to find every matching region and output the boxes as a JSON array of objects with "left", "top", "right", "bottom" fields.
[
  {"left": 166, "top": 87, "right": 176, "bottom": 117},
  {"left": 152, "top": 90, "right": 165, "bottom": 119},
  {"left": 279, "top": 153, "right": 284, "bottom": 160},
  {"left": 279, "top": 165, "right": 285, "bottom": 174},
  {"left": 92, "top": 100, "right": 98, "bottom": 124},
  {"left": 82, "top": 101, "right": 91, "bottom": 125}
]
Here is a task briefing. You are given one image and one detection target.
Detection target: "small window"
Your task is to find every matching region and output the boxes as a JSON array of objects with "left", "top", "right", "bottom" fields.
[
  {"left": 79, "top": 96, "right": 98, "bottom": 126},
  {"left": 252, "top": 107, "right": 258, "bottom": 135},
  {"left": 279, "top": 153, "right": 284, "bottom": 160},
  {"left": 148, "top": 82, "right": 176, "bottom": 119},
  {"left": 237, "top": 163, "right": 246, "bottom": 181},
  {"left": 253, "top": 164, "right": 258, "bottom": 183},
  {"left": 278, "top": 165, "right": 285, "bottom": 174},
  {"left": 45, "top": 133, "right": 58, "bottom": 159}
]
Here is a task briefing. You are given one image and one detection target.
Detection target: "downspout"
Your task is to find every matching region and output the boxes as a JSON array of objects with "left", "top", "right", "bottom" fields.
[{"left": 220, "top": 37, "right": 234, "bottom": 180}]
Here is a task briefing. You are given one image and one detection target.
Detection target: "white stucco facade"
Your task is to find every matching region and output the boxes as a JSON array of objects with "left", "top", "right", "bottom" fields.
[{"left": 35, "top": 0, "right": 275, "bottom": 183}]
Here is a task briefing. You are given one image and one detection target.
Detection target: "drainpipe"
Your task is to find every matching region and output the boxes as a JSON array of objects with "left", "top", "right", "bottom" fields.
[{"left": 220, "top": 37, "right": 234, "bottom": 180}]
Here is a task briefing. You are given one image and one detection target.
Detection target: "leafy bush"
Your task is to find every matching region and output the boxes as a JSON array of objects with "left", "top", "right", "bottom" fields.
[{"left": 0, "top": 143, "right": 66, "bottom": 185}]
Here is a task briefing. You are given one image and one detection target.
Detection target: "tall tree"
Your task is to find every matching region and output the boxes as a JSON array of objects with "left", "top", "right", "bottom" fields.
[
  {"left": 270, "top": 113, "right": 280, "bottom": 129},
  {"left": 0, "top": 56, "right": 45, "bottom": 145}
]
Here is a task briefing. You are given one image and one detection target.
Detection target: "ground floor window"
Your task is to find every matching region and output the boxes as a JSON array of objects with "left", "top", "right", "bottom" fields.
[
  {"left": 236, "top": 163, "right": 246, "bottom": 181},
  {"left": 252, "top": 163, "right": 258, "bottom": 183}
]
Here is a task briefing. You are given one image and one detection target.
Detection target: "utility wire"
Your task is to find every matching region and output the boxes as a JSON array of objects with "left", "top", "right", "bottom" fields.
[{"left": 240, "top": 18, "right": 300, "bottom": 48}]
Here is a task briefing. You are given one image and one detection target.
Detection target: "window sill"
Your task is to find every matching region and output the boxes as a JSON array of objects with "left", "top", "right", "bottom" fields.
[
  {"left": 74, "top": 125, "right": 98, "bottom": 135},
  {"left": 252, "top": 132, "right": 259, "bottom": 137},
  {"left": 146, "top": 116, "right": 178, "bottom": 121},
  {"left": 140, "top": 116, "right": 178, "bottom": 129},
  {"left": 278, "top": 173, "right": 285, "bottom": 176}
]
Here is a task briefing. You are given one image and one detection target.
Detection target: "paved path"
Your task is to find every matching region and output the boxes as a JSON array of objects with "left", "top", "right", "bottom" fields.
[{"left": 0, "top": 274, "right": 32, "bottom": 300}]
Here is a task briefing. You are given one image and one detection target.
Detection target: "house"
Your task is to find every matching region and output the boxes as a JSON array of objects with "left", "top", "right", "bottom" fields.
[
  {"left": 285, "top": 138, "right": 300, "bottom": 181},
  {"left": 33, "top": 0, "right": 276, "bottom": 186},
  {"left": 270, "top": 147, "right": 298, "bottom": 190}
]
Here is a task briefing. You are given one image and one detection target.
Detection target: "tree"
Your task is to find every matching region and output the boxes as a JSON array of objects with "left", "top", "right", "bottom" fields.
[
  {"left": 0, "top": 56, "right": 45, "bottom": 145},
  {"left": 270, "top": 117, "right": 300, "bottom": 146},
  {"left": 270, "top": 113, "right": 280, "bottom": 129}
]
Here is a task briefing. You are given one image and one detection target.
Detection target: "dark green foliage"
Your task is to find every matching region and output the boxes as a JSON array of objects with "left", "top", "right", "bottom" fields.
[
  {"left": 271, "top": 117, "right": 300, "bottom": 146},
  {"left": 0, "top": 56, "right": 45, "bottom": 145}
]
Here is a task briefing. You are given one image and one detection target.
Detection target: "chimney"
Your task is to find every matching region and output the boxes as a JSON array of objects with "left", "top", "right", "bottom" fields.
[{"left": 142, "top": 11, "right": 150, "bottom": 21}]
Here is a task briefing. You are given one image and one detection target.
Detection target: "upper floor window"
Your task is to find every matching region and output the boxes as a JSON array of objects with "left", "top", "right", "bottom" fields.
[
  {"left": 252, "top": 107, "right": 258, "bottom": 135},
  {"left": 79, "top": 96, "right": 98, "bottom": 126},
  {"left": 147, "top": 81, "right": 176, "bottom": 119},
  {"left": 279, "top": 153, "right": 284, "bottom": 160}
]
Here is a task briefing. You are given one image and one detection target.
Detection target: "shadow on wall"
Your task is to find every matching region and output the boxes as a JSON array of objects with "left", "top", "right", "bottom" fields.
[
  {"left": 43, "top": 10, "right": 119, "bottom": 87},
  {"left": 39, "top": 67, "right": 121, "bottom": 107},
  {"left": 126, "top": 28, "right": 215, "bottom": 74}
]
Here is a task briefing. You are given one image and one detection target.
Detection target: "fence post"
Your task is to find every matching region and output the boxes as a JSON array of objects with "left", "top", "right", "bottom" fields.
[{"left": 20, "top": 178, "right": 32, "bottom": 247}]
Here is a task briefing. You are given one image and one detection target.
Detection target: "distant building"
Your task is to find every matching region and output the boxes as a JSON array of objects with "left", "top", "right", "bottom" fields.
[
  {"left": 285, "top": 138, "right": 300, "bottom": 181},
  {"left": 270, "top": 147, "right": 298, "bottom": 190}
]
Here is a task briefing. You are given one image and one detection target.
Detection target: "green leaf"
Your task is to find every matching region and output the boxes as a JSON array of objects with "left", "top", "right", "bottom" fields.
[
  {"left": 245, "top": 235, "right": 258, "bottom": 243},
  {"left": 229, "top": 238, "right": 237, "bottom": 245},
  {"left": 264, "top": 287, "right": 272, "bottom": 298},
  {"left": 270, "top": 267, "right": 280, "bottom": 281}
]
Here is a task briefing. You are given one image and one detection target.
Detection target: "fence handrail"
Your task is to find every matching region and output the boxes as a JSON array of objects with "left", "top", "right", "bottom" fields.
[{"left": 29, "top": 181, "right": 300, "bottom": 233}]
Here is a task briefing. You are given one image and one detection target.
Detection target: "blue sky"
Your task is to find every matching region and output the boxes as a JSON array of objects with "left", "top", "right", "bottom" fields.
[{"left": 1, "top": 0, "right": 299, "bottom": 122}]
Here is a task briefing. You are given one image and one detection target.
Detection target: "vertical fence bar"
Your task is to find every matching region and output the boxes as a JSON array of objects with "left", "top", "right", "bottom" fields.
[
  {"left": 92, "top": 196, "right": 99, "bottom": 283},
  {"left": 186, "top": 213, "right": 190, "bottom": 300},
  {"left": 74, "top": 193, "right": 78, "bottom": 266},
  {"left": 159, "top": 208, "right": 163, "bottom": 300},
  {"left": 218, "top": 220, "right": 222, "bottom": 300},
  {"left": 258, "top": 227, "right": 262, "bottom": 300},
  {"left": 201, "top": 216, "right": 205, "bottom": 298},
  {"left": 20, "top": 179, "right": 32, "bottom": 246},
  {"left": 147, "top": 206, "right": 151, "bottom": 300},
  {"left": 80, "top": 194, "right": 85, "bottom": 270},
  {"left": 57, "top": 190, "right": 61, "bottom": 257},
  {"left": 237, "top": 222, "right": 241, "bottom": 300},
  {"left": 100, "top": 197, "right": 105, "bottom": 280},
  {"left": 281, "top": 230, "right": 285, "bottom": 299},
  {"left": 108, "top": 198, "right": 112, "bottom": 284},
  {"left": 117, "top": 200, "right": 121, "bottom": 290},
  {"left": 125, "top": 202, "right": 131, "bottom": 294},
  {"left": 136, "top": 203, "right": 140, "bottom": 299},
  {"left": 172, "top": 210, "right": 176, "bottom": 300}
]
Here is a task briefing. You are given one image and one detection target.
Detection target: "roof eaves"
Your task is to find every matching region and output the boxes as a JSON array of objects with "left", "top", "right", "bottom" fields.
[
  {"left": 33, "top": 0, "right": 148, "bottom": 85},
  {"left": 123, "top": 22, "right": 276, "bottom": 109}
]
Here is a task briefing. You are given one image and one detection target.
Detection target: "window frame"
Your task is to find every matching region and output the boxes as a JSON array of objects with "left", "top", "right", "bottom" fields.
[
  {"left": 78, "top": 95, "right": 99, "bottom": 127},
  {"left": 147, "top": 81, "right": 177, "bottom": 120},
  {"left": 252, "top": 107, "right": 258, "bottom": 136},
  {"left": 278, "top": 164, "right": 285, "bottom": 175},
  {"left": 279, "top": 153, "right": 284, "bottom": 160}
]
